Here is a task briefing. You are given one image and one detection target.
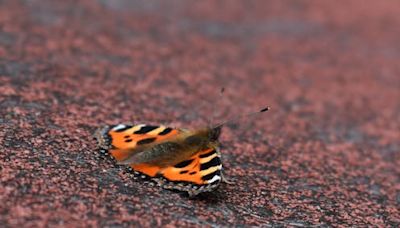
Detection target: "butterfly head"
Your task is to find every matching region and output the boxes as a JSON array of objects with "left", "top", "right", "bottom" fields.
[{"left": 208, "top": 125, "right": 222, "bottom": 142}]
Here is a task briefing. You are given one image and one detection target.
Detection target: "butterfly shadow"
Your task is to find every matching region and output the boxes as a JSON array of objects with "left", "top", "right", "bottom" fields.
[{"left": 173, "top": 187, "right": 228, "bottom": 204}]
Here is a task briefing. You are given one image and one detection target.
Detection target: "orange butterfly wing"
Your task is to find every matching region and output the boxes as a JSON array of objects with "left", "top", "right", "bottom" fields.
[
  {"left": 96, "top": 124, "right": 223, "bottom": 195},
  {"left": 133, "top": 147, "right": 221, "bottom": 184},
  {"left": 97, "top": 124, "right": 180, "bottom": 162},
  {"left": 131, "top": 147, "right": 222, "bottom": 196}
]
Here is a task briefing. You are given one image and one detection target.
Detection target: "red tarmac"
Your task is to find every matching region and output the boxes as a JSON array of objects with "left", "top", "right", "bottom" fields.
[{"left": 0, "top": 0, "right": 399, "bottom": 226}]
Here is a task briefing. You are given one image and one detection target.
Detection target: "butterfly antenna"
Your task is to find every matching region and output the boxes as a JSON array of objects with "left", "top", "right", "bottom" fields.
[
  {"left": 208, "top": 87, "right": 225, "bottom": 126},
  {"left": 214, "top": 106, "right": 270, "bottom": 128}
]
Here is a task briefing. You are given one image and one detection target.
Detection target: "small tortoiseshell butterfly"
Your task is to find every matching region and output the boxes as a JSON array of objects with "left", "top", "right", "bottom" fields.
[{"left": 95, "top": 102, "right": 269, "bottom": 196}]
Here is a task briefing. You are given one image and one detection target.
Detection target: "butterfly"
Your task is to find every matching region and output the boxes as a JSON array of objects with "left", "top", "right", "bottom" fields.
[{"left": 95, "top": 106, "right": 269, "bottom": 196}]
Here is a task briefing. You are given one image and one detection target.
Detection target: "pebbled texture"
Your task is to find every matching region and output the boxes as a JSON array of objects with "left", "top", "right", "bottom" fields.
[{"left": 0, "top": 0, "right": 399, "bottom": 226}]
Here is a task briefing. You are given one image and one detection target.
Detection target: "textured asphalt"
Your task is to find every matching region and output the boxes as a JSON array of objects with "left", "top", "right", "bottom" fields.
[{"left": 0, "top": 0, "right": 399, "bottom": 227}]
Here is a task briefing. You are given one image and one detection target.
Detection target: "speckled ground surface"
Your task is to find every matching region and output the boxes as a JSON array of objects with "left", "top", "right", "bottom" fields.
[{"left": 1, "top": 0, "right": 399, "bottom": 227}]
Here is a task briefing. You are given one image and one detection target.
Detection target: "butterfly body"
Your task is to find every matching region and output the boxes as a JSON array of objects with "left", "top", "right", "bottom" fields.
[{"left": 95, "top": 124, "right": 224, "bottom": 196}]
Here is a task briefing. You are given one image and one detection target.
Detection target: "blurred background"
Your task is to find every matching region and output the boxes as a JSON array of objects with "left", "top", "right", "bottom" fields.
[{"left": 0, "top": 0, "right": 399, "bottom": 226}]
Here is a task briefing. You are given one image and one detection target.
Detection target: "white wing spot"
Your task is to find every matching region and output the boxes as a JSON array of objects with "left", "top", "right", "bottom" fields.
[
  {"left": 206, "top": 175, "right": 221, "bottom": 184},
  {"left": 112, "top": 124, "right": 127, "bottom": 131}
]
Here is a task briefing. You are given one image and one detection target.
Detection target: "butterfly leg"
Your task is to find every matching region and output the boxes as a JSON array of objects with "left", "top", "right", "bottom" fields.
[
  {"left": 214, "top": 147, "right": 233, "bottom": 184},
  {"left": 221, "top": 173, "right": 234, "bottom": 184}
]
